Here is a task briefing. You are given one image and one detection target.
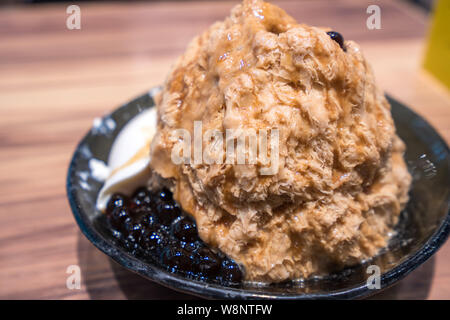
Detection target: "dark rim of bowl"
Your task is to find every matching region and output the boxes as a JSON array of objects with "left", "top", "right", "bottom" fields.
[{"left": 67, "top": 93, "right": 450, "bottom": 299}]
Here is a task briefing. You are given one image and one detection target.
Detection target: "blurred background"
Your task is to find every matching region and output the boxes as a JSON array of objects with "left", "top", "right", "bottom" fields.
[
  {"left": 0, "top": 0, "right": 438, "bottom": 10},
  {"left": 0, "top": 0, "right": 449, "bottom": 299}
]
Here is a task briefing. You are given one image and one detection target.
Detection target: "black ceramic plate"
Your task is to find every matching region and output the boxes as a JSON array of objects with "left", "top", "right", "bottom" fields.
[{"left": 67, "top": 89, "right": 450, "bottom": 299}]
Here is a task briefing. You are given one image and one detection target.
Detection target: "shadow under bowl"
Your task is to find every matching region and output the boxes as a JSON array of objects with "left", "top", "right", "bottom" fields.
[{"left": 67, "top": 90, "right": 450, "bottom": 299}]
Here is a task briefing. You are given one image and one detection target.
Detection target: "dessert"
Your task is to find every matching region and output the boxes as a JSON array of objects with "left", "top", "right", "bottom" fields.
[{"left": 98, "top": 0, "right": 411, "bottom": 284}]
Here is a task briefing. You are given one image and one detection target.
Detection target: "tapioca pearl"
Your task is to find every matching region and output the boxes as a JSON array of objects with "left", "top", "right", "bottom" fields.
[
  {"left": 132, "top": 187, "right": 153, "bottom": 209},
  {"left": 326, "top": 31, "right": 345, "bottom": 51},
  {"left": 171, "top": 216, "right": 198, "bottom": 242},
  {"left": 106, "top": 193, "right": 129, "bottom": 214},
  {"left": 161, "top": 247, "right": 194, "bottom": 272}
]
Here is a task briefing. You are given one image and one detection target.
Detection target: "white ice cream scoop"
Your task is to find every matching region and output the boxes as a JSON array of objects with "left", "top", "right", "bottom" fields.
[{"left": 96, "top": 108, "right": 157, "bottom": 212}]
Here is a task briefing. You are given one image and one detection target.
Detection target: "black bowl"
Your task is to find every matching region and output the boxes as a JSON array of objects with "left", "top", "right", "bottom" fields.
[{"left": 67, "top": 89, "right": 450, "bottom": 299}]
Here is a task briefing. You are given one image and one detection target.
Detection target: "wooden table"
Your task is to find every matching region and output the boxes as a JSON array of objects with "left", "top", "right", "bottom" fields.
[{"left": 0, "top": 0, "right": 449, "bottom": 300}]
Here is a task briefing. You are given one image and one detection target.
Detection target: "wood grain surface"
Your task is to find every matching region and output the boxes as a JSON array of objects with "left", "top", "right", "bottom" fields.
[{"left": 0, "top": 0, "right": 449, "bottom": 300}]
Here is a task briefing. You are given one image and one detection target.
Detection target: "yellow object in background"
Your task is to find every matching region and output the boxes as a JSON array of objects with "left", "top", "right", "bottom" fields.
[{"left": 423, "top": 0, "right": 450, "bottom": 90}]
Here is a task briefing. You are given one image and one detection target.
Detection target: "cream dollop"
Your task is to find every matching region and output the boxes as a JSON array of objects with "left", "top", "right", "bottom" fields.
[{"left": 96, "top": 108, "right": 157, "bottom": 212}]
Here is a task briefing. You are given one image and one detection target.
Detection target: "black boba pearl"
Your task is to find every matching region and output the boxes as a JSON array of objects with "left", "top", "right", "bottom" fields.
[
  {"left": 128, "top": 223, "right": 144, "bottom": 240},
  {"left": 140, "top": 212, "right": 158, "bottom": 228},
  {"left": 157, "top": 203, "right": 180, "bottom": 225},
  {"left": 123, "top": 234, "right": 140, "bottom": 254},
  {"left": 111, "top": 229, "right": 123, "bottom": 241},
  {"left": 106, "top": 194, "right": 128, "bottom": 215},
  {"left": 161, "top": 247, "right": 192, "bottom": 272},
  {"left": 132, "top": 187, "right": 153, "bottom": 208},
  {"left": 221, "top": 259, "right": 243, "bottom": 284},
  {"left": 182, "top": 241, "right": 201, "bottom": 252},
  {"left": 171, "top": 216, "right": 198, "bottom": 242},
  {"left": 140, "top": 229, "right": 168, "bottom": 252},
  {"left": 326, "top": 31, "right": 345, "bottom": 51},
  {"left": 124, "top": 214, "right": 135, "bottom": 228},
  {"left": 109, "top": 207, "right": 131, "bottom": 230},
  {"left": 194, "top": 247, "right": 221, "bottom": 276},
  {"left": 157, "top": 188, "right": 173, "bottom": 203}
]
